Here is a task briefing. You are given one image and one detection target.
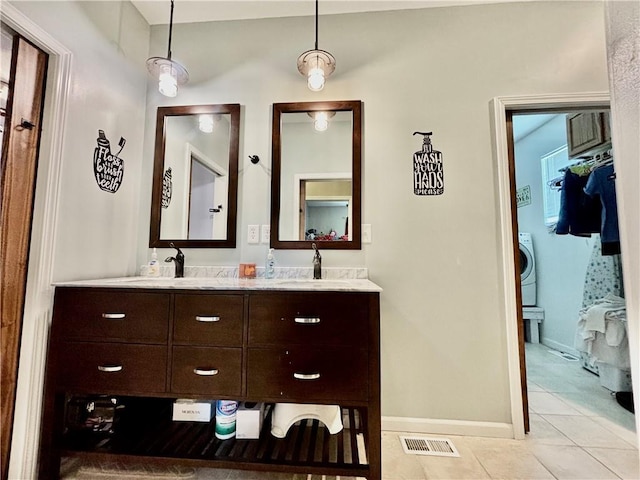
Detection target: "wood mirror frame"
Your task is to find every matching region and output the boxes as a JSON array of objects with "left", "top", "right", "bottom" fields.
[
  {"left": 149, "top": 104, "right": 240, "bottom": 248},
  {"left": 270, "top": 100, "right": 362, "bottom": 250}
]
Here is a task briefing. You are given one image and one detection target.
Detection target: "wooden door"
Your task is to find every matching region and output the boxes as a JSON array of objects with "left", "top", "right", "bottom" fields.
[
  {"left": 0, "top": 35, "right": 48, "bottom": 480},
  {"left": 506, "top": 110, "right": 530, "bottom": 432}
]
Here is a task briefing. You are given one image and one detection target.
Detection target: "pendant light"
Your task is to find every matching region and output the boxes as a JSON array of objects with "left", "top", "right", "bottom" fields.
[
  {"left": 297, "top": 0, "right": 335, "bottom": 92},
  {"left": 198, "top": 114, "right": 215, "bottom": 133},
  {"left": 146, "top": 0, "right": 188, "bottom": 97},
  {"left": 307, "top": 111, "right": 336, "bottom": 131}
]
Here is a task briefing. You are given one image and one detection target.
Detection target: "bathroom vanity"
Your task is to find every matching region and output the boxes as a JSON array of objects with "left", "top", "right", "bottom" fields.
[{"left": 38, "top": 277, "right": 381, "bottom": 479}]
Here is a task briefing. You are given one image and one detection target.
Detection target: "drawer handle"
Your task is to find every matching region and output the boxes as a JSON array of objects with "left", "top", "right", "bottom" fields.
[
  {"left": 195, "top": 315, "right": 221, "bottom": 323},
  {"left": 97, "top": 365, "right": 123, "bottom": 373},
  {"left": 294, "top": 317, "right": 321, "bottom": 324},
  {"left": 194, "top": 368, "right": 219, "bottom": 376},
  {"left": 102, "top": 313, "right": 125, "bottom": 319},
  {"left": 294, "top": 372, "right": 321, "bottom": 380}
]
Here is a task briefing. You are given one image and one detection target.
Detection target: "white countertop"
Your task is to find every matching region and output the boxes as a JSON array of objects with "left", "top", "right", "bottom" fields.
[{"left": 53, "top": 276, "right": 382, "bottom": 292}]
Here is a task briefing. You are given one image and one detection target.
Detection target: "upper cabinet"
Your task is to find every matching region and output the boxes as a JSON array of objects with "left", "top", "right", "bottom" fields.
[
  {"left": 566, "top": 111, "right": 611, "bottom": 158},
  {"left": 150, "top": 104, "right": 240, "bottom": 248},
  {"left": 270, "top": 101, "right": 362, "bottom": 250}
]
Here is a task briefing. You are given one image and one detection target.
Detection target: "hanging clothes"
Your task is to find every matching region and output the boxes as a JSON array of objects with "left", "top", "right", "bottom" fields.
[
  {"left": 556, "top": 169, "right": 601, "bottom": 236},
  {"left": 584, "top": 163, "right": 621, "bottom": 255}
]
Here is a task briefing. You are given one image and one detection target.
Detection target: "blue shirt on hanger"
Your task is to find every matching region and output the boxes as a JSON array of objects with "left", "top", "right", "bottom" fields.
[{"left": 584, "top": 163, "right": 620, "bottom": 247}]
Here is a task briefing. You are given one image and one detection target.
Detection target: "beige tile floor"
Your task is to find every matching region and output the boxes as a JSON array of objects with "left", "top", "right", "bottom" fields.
[
  {"left": 375, "top": 343, "right": 638, "bottom": 480},
  {"left": 62, "top": 343, "right": 639, "bottom": 479}
]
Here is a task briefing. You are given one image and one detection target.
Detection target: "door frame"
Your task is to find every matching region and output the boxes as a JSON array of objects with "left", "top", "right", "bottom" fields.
[
  {"left": 490, "top": 92, "right": 610, "bottom": 439},
  {"left": 1, "top": 4, "right": 70, "bottom": 479}
]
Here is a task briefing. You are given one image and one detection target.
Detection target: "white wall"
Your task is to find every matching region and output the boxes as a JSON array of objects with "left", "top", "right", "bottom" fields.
[
  {"left": 514, "top": 115, "right": 595, "bottom": 352},
  {"left": 139, "top": 2, "right": 610, "bottom": 427}
]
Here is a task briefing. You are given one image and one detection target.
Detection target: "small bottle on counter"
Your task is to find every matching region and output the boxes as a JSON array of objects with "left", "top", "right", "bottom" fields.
[
  {"left": 265, "top": 248, "right": 276, "bottom": 279},
  {"left": 147, "top": 248, "right": 160, "bottom": 277}
]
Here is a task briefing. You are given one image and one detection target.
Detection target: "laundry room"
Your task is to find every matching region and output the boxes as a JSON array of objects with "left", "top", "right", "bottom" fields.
[{"left": 512, "top": 110, "right": 633, "bottom": 426}]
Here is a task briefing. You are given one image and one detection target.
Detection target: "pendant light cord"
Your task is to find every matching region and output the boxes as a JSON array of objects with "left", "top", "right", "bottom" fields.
[
  {"left": 314, "top": 0, "right": 319, "bottom": 50},
  {"left": 167, "top": 0, "right": 174, "bottom": 60}
]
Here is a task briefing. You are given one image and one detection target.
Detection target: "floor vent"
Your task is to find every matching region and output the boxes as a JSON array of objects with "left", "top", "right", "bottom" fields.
[{"left": 399, "top": 436, "right": 460, "bottom": 457}]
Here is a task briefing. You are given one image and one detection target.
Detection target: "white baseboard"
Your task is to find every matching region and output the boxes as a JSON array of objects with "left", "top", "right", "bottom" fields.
[
  {"left": 540, "top": 338, "right": 580, "bottom": 358},
  {"left": 382, "top": 416, "right": 515, "bottom": 439}
]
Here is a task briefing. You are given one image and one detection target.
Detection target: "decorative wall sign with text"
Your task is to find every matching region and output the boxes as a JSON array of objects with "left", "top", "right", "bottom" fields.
[
  {"left": 413, "top": 131, "right": 444, "bottom": 195},
  {"left": 516, "top": 185, "right": 531, "bottom": 208},
  {"left": 93, "top": 129, "right": 126, "bottom": 193},
  {"left": 162, "top": 167, "right": 172, "bottom": 209}
]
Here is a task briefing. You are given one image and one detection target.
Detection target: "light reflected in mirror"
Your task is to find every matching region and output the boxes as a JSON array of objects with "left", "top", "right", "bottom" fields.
[
  {"left": 150, "top": 104, "right": 240, "bottom": 248},
  {"left": 271, "top": 101, "right": 361, "bottom": 250}
]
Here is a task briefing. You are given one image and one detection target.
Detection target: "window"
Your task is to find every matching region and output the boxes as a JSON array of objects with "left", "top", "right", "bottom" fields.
[{"left": 540, "top": 145, "right": 570, "bottom": 227}]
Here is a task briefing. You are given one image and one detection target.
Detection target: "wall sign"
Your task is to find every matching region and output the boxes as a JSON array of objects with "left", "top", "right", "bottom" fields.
[
  {"left": 516, "top": 185, "right": 531, "bottom": 208},
  {"left": 162, "top": 167, "right": 172, "bottom": 209},
  {"left": 93, "top": 129, "right": 126, "bottom": 193},
  {"left": 413, "top": 131, "right": 444, "bottom": 195}
]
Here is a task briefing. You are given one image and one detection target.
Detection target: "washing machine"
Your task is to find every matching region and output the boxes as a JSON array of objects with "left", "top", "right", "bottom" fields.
[{"left": 519, "top": 232, "right": 537, "bottom": 306}]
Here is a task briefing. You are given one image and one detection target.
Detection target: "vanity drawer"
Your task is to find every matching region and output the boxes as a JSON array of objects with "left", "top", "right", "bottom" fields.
[
  {"left": 248, "top": 293, "right": 369, "bottom": 347},
  {"left": 53, "top": 288, "right": 170, "bottom": 344},
  {"left": 56, "top": 342, "right": 167, "bottom": 393},
  {"left": 247, "top": 347, "right": 368, "bottom": 402},
  {"left": 171, "top": 346, "right": 242, "bottom": 396},
  {"left": 173, "top": 294, "right": 244, "bottom": 346}
]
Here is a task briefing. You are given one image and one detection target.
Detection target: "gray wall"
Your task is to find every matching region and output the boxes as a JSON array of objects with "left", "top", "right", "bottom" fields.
[{"left": 140, "top": 2, "right": 610, "bottom": 425}]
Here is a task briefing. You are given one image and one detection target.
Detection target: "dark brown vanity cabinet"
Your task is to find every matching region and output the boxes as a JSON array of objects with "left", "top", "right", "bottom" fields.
[{"left": 39, "top": 286, "right": 381, "bottom": 479}]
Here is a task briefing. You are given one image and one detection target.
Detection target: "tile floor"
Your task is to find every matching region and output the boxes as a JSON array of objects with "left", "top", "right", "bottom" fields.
[
  {"left": 378, "top": 343, "right": 638, "bottom": 480},
  {"left": 61, "top": 343, "right": 639, "bottom": 479}
]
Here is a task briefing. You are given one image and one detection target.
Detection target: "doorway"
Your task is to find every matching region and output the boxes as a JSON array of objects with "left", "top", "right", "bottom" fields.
[
  {"left": 188, "top": 158, "right": 219, "bottom": 240},
  {"left": 0, "top": 5, "right": 71, "bottom": 478},
  {"left": 0, "top": 24, "right": 49, "bottom": 480},
  {"left": 510, "top": 109, "right": 634, "bottom": 438}
]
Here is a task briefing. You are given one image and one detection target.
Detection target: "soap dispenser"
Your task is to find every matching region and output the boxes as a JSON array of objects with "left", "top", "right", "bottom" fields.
[
  {"left": 147, "top": 248, "right": 160, "bottom": 277},
  {"left": 265, "top": 248, "right": 276, "bottom": 279},
  {"left": 312, "top": 243, "right": 322, "bottom": 280}
]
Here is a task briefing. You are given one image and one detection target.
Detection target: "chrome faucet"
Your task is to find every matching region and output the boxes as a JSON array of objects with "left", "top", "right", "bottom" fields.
[
  {"left": 165, "top": 243, "right": 185, "bottom": 278},
  {"left": 312, "top": 243, "right": 322, "bottom": 280}
]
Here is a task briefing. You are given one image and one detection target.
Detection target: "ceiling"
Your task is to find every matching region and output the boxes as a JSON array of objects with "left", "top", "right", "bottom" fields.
[{"left": 131, "top": 0, "right": 532, "bottom": 25}]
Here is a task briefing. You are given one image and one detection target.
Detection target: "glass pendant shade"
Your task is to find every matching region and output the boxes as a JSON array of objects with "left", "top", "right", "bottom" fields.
[
  {"left": 297, "top": 49, "right": 335, "bottom": 92},
  {"left": 146, "top": 0, "right": 188, "bottom": 97},
  {"left": 297, "top": 0, "right": 335, "bottom": 91},
  {"left": 147, "top": 58, "right": 188, "bottom": 97}
]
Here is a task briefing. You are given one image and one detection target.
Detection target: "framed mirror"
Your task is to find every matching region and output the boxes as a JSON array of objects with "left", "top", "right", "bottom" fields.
[
  {"left": 271, "top": 100, "right": 362, "bottom": 249},
  {"left": 150, "top": 104, "right": 240, "bottom": 248}
]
